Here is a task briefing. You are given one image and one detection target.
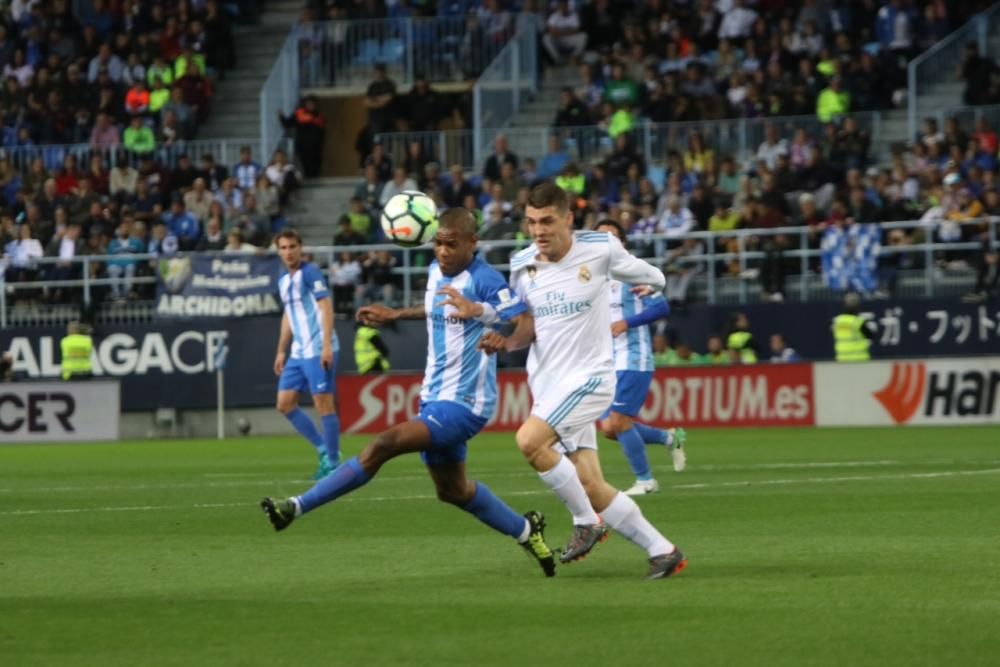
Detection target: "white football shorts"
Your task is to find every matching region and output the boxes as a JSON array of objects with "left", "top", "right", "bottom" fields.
[{"left": 530, "top": 374, "right": 614, "bottom": 454}]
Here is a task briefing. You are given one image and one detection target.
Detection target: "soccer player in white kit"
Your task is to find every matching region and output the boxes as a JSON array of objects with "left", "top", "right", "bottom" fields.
[{"left": 480, "top": 184, "right": 687, "bottom": 580}]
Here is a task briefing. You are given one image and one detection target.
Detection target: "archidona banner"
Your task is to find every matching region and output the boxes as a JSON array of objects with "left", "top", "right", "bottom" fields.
[{"left": 155, "top": 255, "right": 282, "bottom": 318}]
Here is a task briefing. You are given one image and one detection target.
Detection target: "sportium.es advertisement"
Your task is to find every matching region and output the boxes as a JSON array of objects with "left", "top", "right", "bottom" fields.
[{"left": 814, "top": 358, "right": 1000, "bottom": 426}]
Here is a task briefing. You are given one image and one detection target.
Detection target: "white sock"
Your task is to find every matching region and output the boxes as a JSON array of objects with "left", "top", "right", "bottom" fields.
[
  {"left": 291, "top": 497, "right": 303, "bottom": 517},
  {"left": 538, "top": 455, "right": 600, "bottom": 525},
  {"left": 599, "top": 492, "right": 674, "bottom": 558},
  {"left": 516, "top": 519, "right": 530, "bottom": 544}
]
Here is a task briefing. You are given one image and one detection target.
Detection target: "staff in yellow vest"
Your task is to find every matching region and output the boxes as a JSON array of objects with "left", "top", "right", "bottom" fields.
[
  {"left": 354, "top": 324, "right": 390, "bottom": 374},
  {"left": 60, "top": 322, "right": 93, "bottom": 380},
  {"left": 832, "top": 293, "right": 874, "bottom": 362},
  {"left": 726, "top": 312, "right": 759, "bottom": 364}
]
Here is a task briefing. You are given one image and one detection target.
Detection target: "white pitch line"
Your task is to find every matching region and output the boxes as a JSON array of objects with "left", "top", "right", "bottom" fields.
[
  {"left": 2, "top": 468, "right": 999, "bottom": 517},
  {"left": 5, "top": 458, "right": 998, "bottom": 495}
]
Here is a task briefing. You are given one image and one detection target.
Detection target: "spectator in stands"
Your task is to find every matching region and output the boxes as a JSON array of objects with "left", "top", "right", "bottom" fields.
[
  {"left": 162, "top": 86, "right": 195, "bottom": 139},
  {"left": 816, "top": 75, "right": 850, "bottom": 123},
  {"left": 554, "top": 87, "right": 589, "bottom": 128},
  {"left": 197, "top": 215, "right": 227, "bottom": 251},
  {"left": 537, "top": 135, "right": 570, "bottom": 181},
  {"left": 355, "top": 163, "right": 384, "bottom": 215},
  {"left": 962, "top": 240, "right": 1000, "bottom": 303},
  {"left": 224, "top": 228, "right": 256, "bottom": 254},
  {"left": 215, "top": 178, "right": 243, "bottom": 221},
  {"left": 265, "top": 149, "right": 299, "bottom": 204},
  {"left": 542, "top": 0, "right": 587, "bottom": 66},
  {"left": 4, "top": 222, "right": 44, "bottom": 287},
  {"left": 483, "top": 134, "right": 518, "bottom": 182},
  {"left": 281, "top": 95, "right": 326, "bottom": 179},
  {"left": 405, "top": 74, "right": 442, "bottom": 132},
  {"left": 365, "top": 64, "right": 397, "bottom": 135},
  {"left": 726, "top": 312, "right": 760, "bottom": 364},
  {"left": 959, "top": 42, "right": 997, "bottom": 107},
  {"left": 233, "top": 146, "right": 263, "bottom": 191},
  {"left": 89, "top": 112, "right": 120, "bottom": 149},
  {"left": 43, "top": 219, "right": 82, "bottom": 303},
  {"left": 705, "top": 334, "right": 729, "bottom": 365},
  {"left": 659, "top": 194, "right": 696, "bottom": 239},
  {"left": 184, "top": 177, "right": 212, "bottom": 222},
  {"left": 106, "top": 217, "right": 144, "bottom": 301},
  {"left": 719, "top": 0, "right": 758, "bottom": 41},
  {"left": 163, "top": 197, "right": 201, "bottom": 251},
  {"left": 440, "top": 165, "right": 473, "bottom": 209},
  {"left": 123, "top": 115, "right": 155, "bottom": 155},
  {"left": 769, "top": 333, "right": 801, "bottom": 363},
  {"left": 359, "top": 250, "right": 399, "bottom": 306},
  {"left": 378, "top": 167, "right": 417, "bottom": 208},
  {"left": 337, "top": 197, "right": 372, "bottom": 241},
  {"left": 330, "top": 251, "right": 363, "bottom": 314},
  {"left": 756, "top": 124, "right": 788, "bottom": 170},
  {"left": 201, "top": 154, "right": 228, "bottom": 192}
]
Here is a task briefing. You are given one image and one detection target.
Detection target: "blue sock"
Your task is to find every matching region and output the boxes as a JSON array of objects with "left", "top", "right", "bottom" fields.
[
  {"left": 296, "top": 457, "right": 371, "bottom": 514},
  {"left": 461, "top": 482, "right": 527, "bottom": 539},
  {"left": 321, "top": 413, "right": 341, "bottom": 464},
  {"left": 619, "top": 427, "right": 653, "bottom": 481},
  {"left": 285, "top": 408, "right": 324, "bottom": 454},
  {"left": 633, "top": 423, "right": 668, "bottom": 446}
]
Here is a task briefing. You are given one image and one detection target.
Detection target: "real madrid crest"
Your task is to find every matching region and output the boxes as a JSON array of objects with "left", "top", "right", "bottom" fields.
[
  {"left": 526, "top": 265, "right": 537, "bottom": 280},
  {"left": 578, "top": 264, "right": 591, "bottom": 283}
]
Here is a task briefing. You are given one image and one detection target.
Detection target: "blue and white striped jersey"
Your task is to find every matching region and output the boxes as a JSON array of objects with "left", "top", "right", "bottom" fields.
[
  {"left": 278, "top": 262, "right": 339, "bottom": 359},
  {"left": 421, "top": 257, "right": 526, "bottom": 418},
  {"left": 608, "top": 281, "right": 664, "bottom": 372}
]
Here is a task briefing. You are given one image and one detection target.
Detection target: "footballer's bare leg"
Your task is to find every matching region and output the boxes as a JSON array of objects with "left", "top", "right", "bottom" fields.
[
  {"left": 425, "top": 459, "right": 556, "bottom": 577},
  {"left": 570, "top": 448, "right": 687, "bottom": 579},
  {"left": 516, "top": 417, "right": 606, "bottom": 562}
]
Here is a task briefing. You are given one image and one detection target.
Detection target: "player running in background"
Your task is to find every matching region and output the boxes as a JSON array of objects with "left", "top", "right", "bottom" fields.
[
  {"left": 594, "top": 220, "right": 687, "bottom": 497},
  {"left": 273, "top": 229, "right": 341, "bottom": 479},
  {"left": 261, "top": 209, "right": 557, "bottom": 577},
  {"left": 479, "top": 184, "right": 687, "bottom": 580}
]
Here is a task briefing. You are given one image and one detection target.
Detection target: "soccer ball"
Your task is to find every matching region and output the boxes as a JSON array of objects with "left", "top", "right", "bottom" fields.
[
  {"left": 380, "top": 190, "right": 439, "bottom": 247},
  {"left": 236, "top": 417, "right": 251, "bottom": 436}
]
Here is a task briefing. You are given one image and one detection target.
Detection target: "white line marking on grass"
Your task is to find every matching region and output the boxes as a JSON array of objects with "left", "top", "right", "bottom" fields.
[{"left": 2, "top": 468, "right": 999, "bottom": 517}]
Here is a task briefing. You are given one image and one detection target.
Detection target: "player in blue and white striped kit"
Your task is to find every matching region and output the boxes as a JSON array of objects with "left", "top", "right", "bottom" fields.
[
  {"left": 596, "top": 221, "right": 687, "bottom": 496},
  {"left": 261, "top": 209, "right": 557, "bottom": 576},
  {"left": 273, "top": 230, "right": 341, "bottom": 480}
]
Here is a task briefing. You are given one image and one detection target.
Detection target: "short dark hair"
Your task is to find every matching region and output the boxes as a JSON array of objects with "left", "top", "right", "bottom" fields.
[
  {"left": 438, "top": 207, "right": 477, "bottom": 238},
  {"left": 594, "top": 219, "right": 626, "bottom": 244},
  {"left": 527, "top": 183, "right": 569, "bottom": 213},
  {"left": 275, "top": 229, "right": 302, "bottom": 245}
]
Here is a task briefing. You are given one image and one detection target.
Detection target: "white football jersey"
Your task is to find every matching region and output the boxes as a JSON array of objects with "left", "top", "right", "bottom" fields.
[{"left": 510, "top": 231, "right": 666, "bottom": 393}]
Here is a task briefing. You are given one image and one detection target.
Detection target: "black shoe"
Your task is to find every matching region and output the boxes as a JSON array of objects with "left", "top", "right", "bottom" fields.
[
  {"left": 520, "top": 511, "right": 556, "bottom": 577},
  {"left": 260, "top": 497, "right": 296, "bottom": 531},
  {"left": 645, "top": 548, "right": 688, "bottom": 580},
  {"left": 559, "top": 521, "right": 609, "bottom": 563}
]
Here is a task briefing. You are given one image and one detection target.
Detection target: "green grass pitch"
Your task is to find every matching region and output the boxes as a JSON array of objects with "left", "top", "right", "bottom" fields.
[{"left": 2, "top": 427, "right": 999, "bottom": 666}]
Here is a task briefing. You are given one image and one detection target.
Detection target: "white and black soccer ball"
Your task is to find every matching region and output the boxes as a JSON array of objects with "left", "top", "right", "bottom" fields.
[
  {"left": 380, "top": 190, "right": 439, "bottom": 247},
  {"left": 236, "top": 417, "right": 251, "bottom": 436}
]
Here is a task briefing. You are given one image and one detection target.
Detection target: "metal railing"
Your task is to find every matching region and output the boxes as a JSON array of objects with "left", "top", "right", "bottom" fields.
[
  {"left": 378, "top": 111, "right": 882, "bottom": 173},
  {"left": 908, "top": 3, "right": 1000, "bottom": 141},
  {"left": 260, "top": 29, "right": 300, "bottom": 161},
  {"left": 471, "top": 13, "right": 540, "bottom": 167},
  {"left": 4, "top": 138, "right": 261, "bottom": 174},
  {"left": 299, "top": 16, "right": 506, "bottom": 91},
  {"left": 3, "top": 218, "right": 996, "bottom": 328}
]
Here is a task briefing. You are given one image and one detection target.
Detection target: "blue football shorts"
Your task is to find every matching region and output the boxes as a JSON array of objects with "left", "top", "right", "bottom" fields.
[
  {"left": 601, "top": 370, "right": 653, "bottom": 419},
  {"left": 277, "top": 354, "right": 338, "bottom": 395},
  {"left": 417, "top": 400, "right": 489, "bottom": 466}
]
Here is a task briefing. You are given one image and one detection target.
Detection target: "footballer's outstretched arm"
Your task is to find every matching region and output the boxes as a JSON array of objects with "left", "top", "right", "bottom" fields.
[
  {"left": 608, "top": 235, "right": 666, "bottom": 291},
  {"left": 356, "top": 304, "right": 426, "bottom": 325}
]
